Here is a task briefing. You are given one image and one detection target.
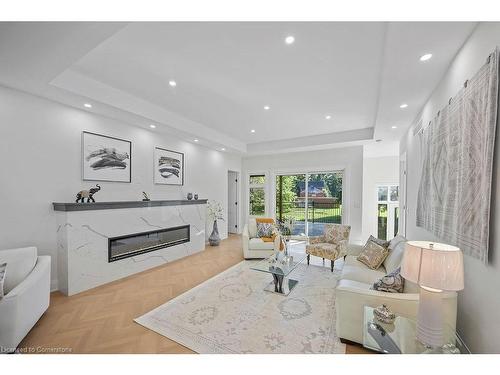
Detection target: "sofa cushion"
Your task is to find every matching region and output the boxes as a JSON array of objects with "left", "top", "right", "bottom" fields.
[
  {"left": 0, "top": 246, "right": 37, "bottom": 295},
  {"left": 384, "top": 237, "right": 407, "bottom": 274},
  {"left": 388, "top": 235, "right": 406, "bottom": 251},
  {"left": 372, "top": 266, "right": 405, "bottom": 293},
  {"left": 341, "top": 255, "right": 387, "bottom": 284},
  {"left": 357, "top": 240, "right": 389, "bottom": 269},
  {"left": 365, "top": 235, "right": 389, "bottom": 249},
  {"left": 248, "top": 218, "right": 258, "bottom": 238},
  {"left": 249, "top": 238, "right": 275, "bottom": 250},
  {"left": 257, "top": 222, "right": 275, "bottom": 238}
]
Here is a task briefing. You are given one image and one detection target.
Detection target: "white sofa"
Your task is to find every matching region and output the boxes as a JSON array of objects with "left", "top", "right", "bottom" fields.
[
  {"left": 242, "top": 218, "right": 281, "bottom": 259},
  {"left": 336, "top": 236, "right": 457, "bottom": 345},
  {"left": 0, "top": 247, "right": 51, "bottom": 353}
]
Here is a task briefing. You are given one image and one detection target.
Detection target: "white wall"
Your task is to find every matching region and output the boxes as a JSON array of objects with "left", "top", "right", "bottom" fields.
[
  {"left": 400, "top": 22, "right": 500, "bottom": 353},
  {"left": 361, "top": 156, "right": 399, "bottom": 242},
  {"left": 0, "top": 85, "right": 242, "bottom": 291},
  {"left": 241, "top": 146, "right": 363, "bottom": 244}
]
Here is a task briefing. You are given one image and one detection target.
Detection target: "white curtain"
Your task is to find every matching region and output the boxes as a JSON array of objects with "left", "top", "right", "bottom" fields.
[{"left": 416, "top": 49, "right": 499, "bottom": 263}]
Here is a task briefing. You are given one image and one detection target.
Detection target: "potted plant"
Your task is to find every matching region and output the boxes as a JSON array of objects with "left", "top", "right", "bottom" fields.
[{"left": 207, "top": 200, "right": 224, "bottom": 246}]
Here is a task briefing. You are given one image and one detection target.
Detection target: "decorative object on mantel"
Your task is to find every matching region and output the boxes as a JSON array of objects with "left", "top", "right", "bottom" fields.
[
  {"left": 82, "top": 131, "right": 131, "bottom": 183},
  {"left": 194, "top": 193, "right": 198, "bottom": 200},
  {"left": 142, "top": 192, "right": 150, "bottom": 201},
  {"left": 75, "top": 184, "right": 101, "bottom": 203},
  {"left": 416, "top": 49, "right": 499, "bottom": 263},
  {"left": 187, "top": 192, "right": 193, "bottom": 200},
  {"left": 401, "top": 241, "right": 464, "bottom": 348},
  {"left": 207, "top": 200, "right": 224, "bottom": 246},
  {"left": 373, "top": 304, "right": 396, "bottom": 324},
  {"left": 154, "top": 147, "right": 184, "bottom": 185}
]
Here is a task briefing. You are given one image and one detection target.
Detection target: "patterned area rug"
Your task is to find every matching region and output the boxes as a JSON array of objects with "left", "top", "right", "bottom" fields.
[{"left": 135, "top": 261, "right": 346, "bottom": 354}]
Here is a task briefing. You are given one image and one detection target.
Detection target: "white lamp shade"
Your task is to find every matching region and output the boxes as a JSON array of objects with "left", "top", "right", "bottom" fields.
[{"left": 401, "top": 241, "right": 464, "bottom": 291}]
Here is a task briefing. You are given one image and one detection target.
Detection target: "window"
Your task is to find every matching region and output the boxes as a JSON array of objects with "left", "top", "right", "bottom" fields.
[{"left": 249, "top": 174, "right": 266, "bottom": 216}]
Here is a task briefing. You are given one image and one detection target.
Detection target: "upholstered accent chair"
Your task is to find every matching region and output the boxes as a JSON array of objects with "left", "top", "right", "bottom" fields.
[{"left": 306, "top": 224, "right": 351, "bottom": 271}]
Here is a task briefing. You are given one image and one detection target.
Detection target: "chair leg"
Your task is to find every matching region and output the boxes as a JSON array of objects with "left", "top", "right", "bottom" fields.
[
  {"left": 344, "top": 255, "right": 347, "bottom": 261},
  {"left": 322, "top": 258, "right": 325, "bottom": 265},
  {"left": 307, "top": 254, "right": 310, "bottom": 265},
  {"left": 331, "top": 260, "right": 334, "bottom": 272}
]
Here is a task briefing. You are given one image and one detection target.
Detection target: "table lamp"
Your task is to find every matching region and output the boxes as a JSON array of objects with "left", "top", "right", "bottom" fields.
[{"left": 400, "top": 241, "right": 464, "bottom": 347}]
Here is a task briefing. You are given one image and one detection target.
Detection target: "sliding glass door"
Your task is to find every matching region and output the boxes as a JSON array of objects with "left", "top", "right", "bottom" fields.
[{"left": 275, "top": 171, "right": 343, "bottom": 237}]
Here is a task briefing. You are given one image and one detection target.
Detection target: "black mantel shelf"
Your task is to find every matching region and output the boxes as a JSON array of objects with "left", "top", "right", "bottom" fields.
[{"left": 53, "top": 199, "right": 208, "bottom": 212}]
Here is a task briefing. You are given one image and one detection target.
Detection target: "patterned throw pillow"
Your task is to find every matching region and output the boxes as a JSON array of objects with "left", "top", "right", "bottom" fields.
[
  {"left": 372, "top": 267, "right": 405, "bottom": 293},
  {"left": 257, "top": 222, "right": 275, "bottom": 238},
  {"left": 357, "top": 240, "right": 389, "bottom": 269},
  {"left": 366, "top": 235, "right": 389, "bottom": 249},
  {"left": 0, "top": 263, "right": 6, "bottom": 300}
]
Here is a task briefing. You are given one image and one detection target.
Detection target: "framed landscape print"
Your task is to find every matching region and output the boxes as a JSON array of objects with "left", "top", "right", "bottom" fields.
[
  {"left": 154, "top": 147, "right": 184, "bottom": 185},
  {"left": 82, "top": 131, "right": 132, "bottom": 183}
]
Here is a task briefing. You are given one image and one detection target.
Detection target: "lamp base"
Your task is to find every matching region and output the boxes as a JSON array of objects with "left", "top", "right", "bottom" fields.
[{"left": 416, "top": 286, "right": 444, "bottom": 348}]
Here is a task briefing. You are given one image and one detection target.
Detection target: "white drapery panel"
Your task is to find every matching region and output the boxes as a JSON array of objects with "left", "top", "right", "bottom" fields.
[{"left": 416, "top": 49, "right": 499, "bottom": 263}]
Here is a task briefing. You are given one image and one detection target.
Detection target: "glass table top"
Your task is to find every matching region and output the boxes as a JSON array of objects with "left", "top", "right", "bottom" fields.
[
  {"left": 362, "top": 306, "right": 470, "bottom": 354},
  {"left": 250, "top": 252, "right": 307, "bottom": 277}
]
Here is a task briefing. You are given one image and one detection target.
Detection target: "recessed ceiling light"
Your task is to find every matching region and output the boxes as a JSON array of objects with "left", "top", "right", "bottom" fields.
[
  {"left": 250, "top": 129, "right": 256, "bottom": 133},
  {"left": 194, "top": 139, "right": 199, "bottom": 142},
  {"left": 391, "top": 126, "right": 397, "bottom": 129},
  {"left": 400, "top": 103, "right": 408, "bottom": 109},
  {"left": 420, "top": 53, "right": 433, "bottom": 62},
  {"left": 149, "top": 124, "right": 156, "bottom": 129},
  {"left": 264, "top": 105, "right": 270, "bottom": 110},
  {"left": 325, "top": 115, "right": 332, "bottom": 120},
  {"left": 169, "top": 80, "right": 177, "bottom": 87},
  {"left": 221, "top": 148, "right": 226, "bottom": 151},
  {"left": 285, "top": 36, "right": 295, "bottom": 45},
  {"left": 84, "top": 103, "right": 92, "bottom": 108}
]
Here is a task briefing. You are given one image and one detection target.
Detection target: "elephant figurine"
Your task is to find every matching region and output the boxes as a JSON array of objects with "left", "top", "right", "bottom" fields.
[{"left": 76, "top": 184, "right": 101, "bottom": 203}]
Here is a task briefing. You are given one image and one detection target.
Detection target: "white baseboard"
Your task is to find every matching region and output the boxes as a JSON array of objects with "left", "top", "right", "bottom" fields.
[{"left": 50, "top": 279, "right": 59, "bottom": 292}]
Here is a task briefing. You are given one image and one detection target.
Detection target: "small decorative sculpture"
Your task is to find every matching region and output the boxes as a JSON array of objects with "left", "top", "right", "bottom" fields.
[
  {"left": 142, "top": 192, "right": 150, "bottom": 201},
  {"left": 194, "top": 193, "right": 199, "bottom": 200},
  {"left": 76, "top": 184, "right": 101, "bottom": 203},
  {"left": 187, "top": 192, "right": 193, "bottom": 200},
  {"left": 373, "top": 304, "right": 396, "bottom": 324}
]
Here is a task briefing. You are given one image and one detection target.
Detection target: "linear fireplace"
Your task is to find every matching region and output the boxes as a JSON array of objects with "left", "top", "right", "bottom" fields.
[{"left": 108, "top": 225, "right": 190, "bottom": 262}]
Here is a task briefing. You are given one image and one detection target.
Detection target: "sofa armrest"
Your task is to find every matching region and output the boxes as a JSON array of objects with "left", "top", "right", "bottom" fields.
[
  {"left": 242, "top": 224, "right": 250, "bottom": 258},
  {"left": 335, "top": 279, "right": 457, "bottom": 344},
  {"left": 347, "top": 243, "right": 364, "bottom": 257},
  {"left": 0, "top": 256, "right": 51, "bottom": 351}
]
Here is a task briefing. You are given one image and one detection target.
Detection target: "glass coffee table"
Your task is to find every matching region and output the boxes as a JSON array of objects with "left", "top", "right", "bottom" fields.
[
  {"left": 362, "top": 306, "right": 470, "bottom": 354},
  {"left": 250, "top": 253, "right": 307, "bottom": 296}
]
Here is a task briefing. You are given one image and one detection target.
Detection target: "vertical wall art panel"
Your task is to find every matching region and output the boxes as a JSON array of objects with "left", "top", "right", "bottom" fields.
[{"left": 416, "top": 49, "right": 499, "bottom": 263}]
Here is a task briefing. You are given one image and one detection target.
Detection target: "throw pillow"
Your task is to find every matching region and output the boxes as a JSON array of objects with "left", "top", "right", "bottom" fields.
[
  {"left": 257, "top": 222, "right": 274, "bottom": 238},
  {"left": 0, "top": 263, "right": 6, "bottom": 300},
  {"left": 357, "top": 240, "right": 389, "bottom": 269},
  {"left": 366, "top": 235, "right": 389, "bottom": 249},
  {"left": 372, "top": 266, "right": 405, "bottom": 293}
]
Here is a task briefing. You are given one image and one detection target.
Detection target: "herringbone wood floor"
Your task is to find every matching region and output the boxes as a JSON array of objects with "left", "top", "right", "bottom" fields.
[{"left": 19, "top": 234, "right": 370, "bottom": 354}]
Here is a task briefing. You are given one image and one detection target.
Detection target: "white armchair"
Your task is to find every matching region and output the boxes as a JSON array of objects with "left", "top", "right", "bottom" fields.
[
  {"left": 0, "top": 247, "right": 51, "bottom": 353},
  {"left": 242, "top": 218, "right": 281, "bottom": 259}
]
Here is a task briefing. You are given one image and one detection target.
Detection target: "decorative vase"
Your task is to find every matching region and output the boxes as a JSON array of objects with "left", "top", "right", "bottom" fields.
[
  {"left": 209, "top": 220, "right": 220, "bottom": 246},
  {"left": 187, "top": 193, "right": 193, "bottom": 200}
]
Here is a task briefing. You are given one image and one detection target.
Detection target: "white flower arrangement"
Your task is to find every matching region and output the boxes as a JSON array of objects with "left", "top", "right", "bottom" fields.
[
  {"left": 207, "top": 200, "right": 225, "bottom": 222},
  {"left": 277, "top": 216, "right": 296, "bottom": 239}
]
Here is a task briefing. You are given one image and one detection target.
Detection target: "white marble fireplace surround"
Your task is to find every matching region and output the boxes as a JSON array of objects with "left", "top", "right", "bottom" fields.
[{"left": 54, "top": 200, "right": 207, "bottom": 296}]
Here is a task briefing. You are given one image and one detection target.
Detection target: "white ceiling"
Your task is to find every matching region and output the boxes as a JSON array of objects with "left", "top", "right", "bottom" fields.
[{"left": 0, "top": 22, "right": 477, "bottom": 154}]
